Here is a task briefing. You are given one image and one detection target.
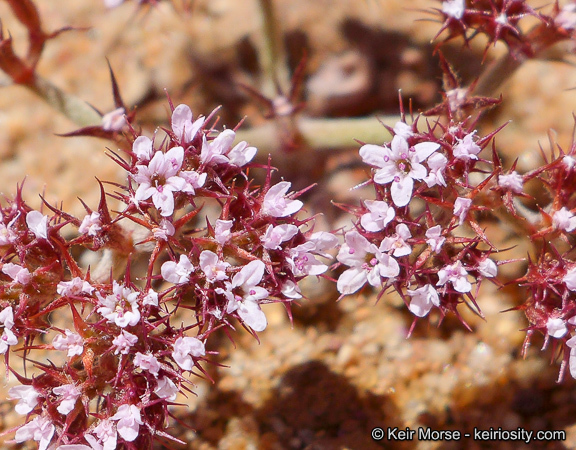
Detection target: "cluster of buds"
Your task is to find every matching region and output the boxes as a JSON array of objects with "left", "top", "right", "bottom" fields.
[
  {"left": 0, "top": 102, "right": 335, "bottom": 448},
  {"left": 336, "top": 113, "right": 506, "bottom": 334}
]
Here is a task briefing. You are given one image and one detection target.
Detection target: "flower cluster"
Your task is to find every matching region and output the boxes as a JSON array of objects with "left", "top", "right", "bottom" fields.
[
  {"left": 336, "top": 116, "right": 503, "bottom": 333},
  {"left": 1, "top": 102, "right": 334, "bottom": 448}
]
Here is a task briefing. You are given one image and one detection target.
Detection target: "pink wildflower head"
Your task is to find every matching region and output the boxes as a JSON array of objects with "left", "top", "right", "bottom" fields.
[
  {"left": 111, "top": 404, "right": 143, "bottom": 442},
  {"left": 261, "top": 181, "right": 303, "bottom": 217},
  {"left": 360, "top": 200, "right": 395, "bottom": 232},
  {"left": 52, "top": 329, "right": 84, "bottom": 357},
  {"left": 112, "top": 330, "right": 138, "bottom": 355},
  {"left": 172, "top": 104, "right": 205, "bottom": 144},
  {"left": 96, "top": 281, "right": 140, "bottom": 328},
  {"left": 26, "top": 211, "right": 48, "bottom": 240},
  {"left": 172, "top": 336, "right": 206, "bottom": 371},
  {"left": 437, "top": 260, "right": 472, "bottom": 293},
  {"left": 14, "top": 416, "right": 54, "bottom": 450},
  {"left": 407, "top": 284, "right": 440, "bottom": 317},
  {"left": 498, "top": 171, "right": 524, "bottom": 193},
  {"left": 161, "top": 254, "right": 194, "bottom": 284}
]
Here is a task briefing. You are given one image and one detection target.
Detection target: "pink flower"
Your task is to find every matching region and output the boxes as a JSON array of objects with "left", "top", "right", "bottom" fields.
[
  {"left": 152, "top": 219, "right": 175, "bottom": 241},
  {"left": 57, "top": 277, "right": 94, "bottom": 296},
  {"left": 133, "top": 146, "right": 188, "bottom": 217},
  {"left": 111, "top": 404, "right": 143, "bottom": 442},
  {"left": 218, "top": 260, "right": 269, "bottom": 332},
  {"left": 8, "top": 385, "right": 39, "bottom": 414},
  {"left": 154, "top": 376, "right": 179, "bottom": 401},
  {"left": 88, "top": 418, "right": 117, "bottom": 450},
  {"left": 199, "top": 250, "right": 230, "bottom": 282},
  {"left": 261, "top": 181, "right": 303, "bottom": 217},
  {"left": 15, "top": 416, "right": 54, "bottom": 450},
  {"left": 112, "top": 330, "right": 138, "bottom": 355},
  {"left": 563, "top": 156, "right": 575, "bottom": 171},
  {"left": 498, "top": 171, "right": 524, "bottom": 193},
  {"left": 359, "top": 135, "right": 439, "bottom": 207},
  {"left": 227, "top": 141, "right": 257, "bottom": 166},
  {"left": 425, "top": 225, "right": 445, "bottom": 253},
  {"left": 407, "top": 284, "right": 440, "bottom": 317},
  {"left": 53, "top": 383, "right": 81, "bottom": 414},
  {"left": 97, "top": 282, "right": 140, "bottom": 328},
  {"left": 336, "top": 230, "right": 400, "bottom": 295},
  {"left": 214, "top": 219, "right": 233, "bottom": 245},
  {"left": 288, "top": 231, "right": 338, "bottom": 277},
  {"left": 360, "top": 200, "right": 395, "bottom": 232},
  {"left": 380, "top": 223, "right": 412, "bottom": 257},
  {"left": 134, "top": 352, "right": 161, "bottom": 377},
  {"left": 101, "top": 107, "right": 126, "bottom": 132},
  {"left": 132, "top": 135, "right": 154, "bottom": 161},
  {"left": 553, "top": 207, "right": 576, "bottom": 232},
  {"left": 453, "top": 197, "right": 472, "bottom": 225},
  {"left": 2, "top": 263, "right": 32, "bottom": 284},
  {"left": 0, "top": 214, "right": 18, "bottom": 245},
  {"left": 171, "top": 104, "right": 205, "bottom": 143},
  {"left": 453, "top": 132, "right": 481, "bottom": 161},
  {"left": 0, "top": 306, "right": 16, "bottom": 354},
  {"left": 26, "top": 211, "right": 48, "bottom": 240},
  {"left": 201, "top": 130, "right": 236, "bottom": 165},
  {"left": 52, "top": 329, "right": 84, "bottom": 357},
  {"left": 78, "top": 212, "right": 102, "bottom": 236},
  {"left": 546, "top": 317, "right": 567, "bottom": 339},
  {"left": 161, "top": 254, "right": 194, "bottom": 284},
  {"left": 437, "top": 261, "right": 472, "bottom": 293},
  {"left": 172, "top": 336, "right": 206, "bottom": 371},
  {"left": 281, "top": 280, "right": 302, "bottom": 299},
  {"left": 261, "top": 224, "right": 298, "bottom": 250}
]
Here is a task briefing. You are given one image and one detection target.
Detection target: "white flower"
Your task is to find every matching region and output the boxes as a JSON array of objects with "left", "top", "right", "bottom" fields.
[
  {"left": 52, "top": 329, "right": 84, "bottom": 357},
  {"left": 553, "top": 207, "right": 576, "bottom": 232},
  {"left": 380, "top": 223, "right": 412, "bottom": 257},
  {"left": 407, "top": 284, "right": 440, "bottom": 317},
  {"left": 261, "top": 181, "right": 303, "bottom": 217},
  {"left": 53, "top": 383, "right": 81, "bottom": 415},
  {"left": 199, "top": 250, "right": 230, "bottom": 282},
  {"left": 142, "top": 289, "right": 159, "bottom": 307},
  {"left": 281, "top": 280, "right": 302, "bottom": 299},
  {"left": 425, "top": 225, "right": 445, "bottom": 253},
  {"left": 442, "top": 0, "right": 465, "bottom": 19},
  {"left": 359, "top": 135, "right": 439, "bottom": 207},
  {"left": 161, "top": 254, "right": 194, "bottom": 284},
  {"left": 133, "top": 146, "right": 188, "bottom": 217},
  {"left": 78, "top": 212, "right": 102, "bottom": 236},
  {"left": 0, "top": 306, "right": 15, "bottom": 329},
  {"left": 218, "top": 260, "right": 270, "bottom": 332},
  {"left": 393, "top": 121, "right": 413, "bottom": 139},
  {"left": 2, "top": 263, "right": 31, "bottom": 284},
  {"left": 498, "top": 171, "right": 524, "bottom": 194},
  {"left": 336, "top": 230, "right": 400, "bottom": 295},
  {"left": 97, "top": 282, "right": 140, "bottom": 328},
  {"left": 15, "top": 416, "right": 54, "bottom": 450},
  {"left": 546, "top": 317, "right": 568, "bottom": 339},
  {"left": 453, "top": 132, "right": 481, "bottom": 161},
  {"left": 261, "top": 224, "right": 298, "bottom": 250},
  {"left": 134, "top": 352, "right": 161, "bottom": 377},
  {"left": 423, "top": 152, "right": 448, "bottom": 187},
  {"left": 437, "top": 261, "right": 472, "bottom": 293},
  {"left": 26, "top": 211, "right": 48, "bottom": 240},
  {"left": 563, "top": 155, "right": 575, "bottom": 171},
  {"left": 8, "top": 385, "right": 39, "bottom": 415},
  {"left": 360, "top": 200, "right": 395, "bottom": 232},
  {"left": 112, "top": 330, "right": 138, "bottom": 355},
  {"left": 214, "top": 219, "right": 234, "bottom": 245},
  {"left": 172, "top": 336, "right": 206, "bottom": 371},
  {"left": 564, "top": 267, "right": 576, "bottom": 291},
  {"left": 227, "top": 141, "right": 257, "bottom": 166},
  {"left": 57, "top": 277, "right": 94, "bottom": 296},
  {"left": 0, "top": 214, "right": 18, "bottom": 245},
  {"left": 566, "top": 335, "right": 576, "bottom": 379},
  {"left": 112, "top": 404, "right": 143, "bottom": 442},
  {"left": 154, "top": 376, "right": 179, "bottom": 401},
  {"left": 453, "top": 197, "right": 472, "bottom": 225},
  {"left": 132, "top": 135, "right": 154, "bottom": 161},
  {"left": 478, "top": 258, "right": 497, "bottom": 278},
  {"left": 171, "top": 104, "right": 205, "bottom": 143},
  {"left": 101, "top": 107, "right": 126, "bottom": 132}
]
